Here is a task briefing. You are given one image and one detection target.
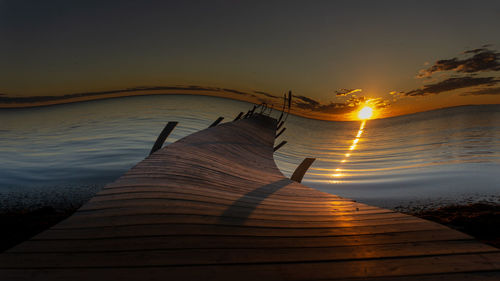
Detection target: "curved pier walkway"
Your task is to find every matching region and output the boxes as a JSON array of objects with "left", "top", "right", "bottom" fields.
[{"left": 1, "top": 115, "right": 499, "bottom": 280}]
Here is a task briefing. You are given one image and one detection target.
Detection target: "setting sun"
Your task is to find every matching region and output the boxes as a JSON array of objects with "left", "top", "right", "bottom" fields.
[{"left": 358, "top": 106, "right": 373, "bottom": 120}]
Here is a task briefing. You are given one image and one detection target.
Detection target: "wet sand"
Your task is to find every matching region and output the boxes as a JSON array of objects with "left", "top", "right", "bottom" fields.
[{"left": 406, "top": 203, "right": 500, "bottom": 248}]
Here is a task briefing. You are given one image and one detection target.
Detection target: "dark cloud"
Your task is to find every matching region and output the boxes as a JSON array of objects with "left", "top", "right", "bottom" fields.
[
  {"left": 368, "top": 98, "right": 390, "bottom": 109},
  {"left": 294, "top": 96, "right": 354, "bottom": 114},
  {"left": 335, "top": 88, "right": 362, "bottom": 96},
  {"left": 0, "top": 88, "right": 137, "bottom": 104},
  {"left": 132, "top": 85, "right": 219, "bottom": 92},
  {"left": 463, "top": 48, "right": 488, "bottom": 54},
  {"left": 315, "top": 103, "right": 358, "bottom": 114},
  {"left": 345, "top": 95, "right": 366, "bottom": 106},
  {"left": 405, "top": 76, "right": 499, "bottom": 96},
  {"left": 253, "top": 91, "right": 279, "bottom": 98},
  {"left": 463, "top": 44, "right": 492, "bottom": 54},
  {"left": 461, "top": 87, "right": 500, "bottom": 96},
  {"left": 0, "top": 85, "right": 250, "bottom": 104},
  {"left": 346, "top": 95, "right": 389, "bottom": 109},
  {"left": 294, "top": 95, "right": 320, "bottom": 107},
  {"left": 418, "top": 48, "right": 500, "bottom": 78},
  {"left": 222, "top": 88, "right": 250, "bottom": 95},
  {"left": 293, "top": 94, "right": 389, "bottom": 115}
]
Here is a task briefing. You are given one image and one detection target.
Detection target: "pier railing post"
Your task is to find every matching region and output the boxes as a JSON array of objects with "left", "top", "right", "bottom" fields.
[
  {"left": 276, "top": 127, "right": 286, "bottom": 138},
  {"left": 209, "top": 117, "right": 224, "bottom": 127},
  {"left": 273, "top": 140, "right": 287, "bottom": 152},
  {"left": 233, "top": 112, "right": 244, "bottom": 121},
  {"left": 290, "top": 158, "right": 316, "bottom": 183},
  {"left": 149, "top": 122, "right": 178, "bottom": 155},
  {"left": 277, "top": 121, "right": 284, "bottom": 130}
]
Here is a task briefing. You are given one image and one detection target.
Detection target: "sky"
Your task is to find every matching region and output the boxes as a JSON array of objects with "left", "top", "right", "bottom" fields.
[{"left": 1, "top": 0, "right": 499, "bottom": 120}]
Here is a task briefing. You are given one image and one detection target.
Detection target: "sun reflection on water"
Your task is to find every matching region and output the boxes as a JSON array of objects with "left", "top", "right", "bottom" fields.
[{"left": 330, "top": 120, "right": 366, "bottom": 183}]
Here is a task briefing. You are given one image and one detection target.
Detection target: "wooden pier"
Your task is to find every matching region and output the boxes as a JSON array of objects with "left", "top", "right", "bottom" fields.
[{"left": 1, "top": 114, "right": 499, "bottom": 280}]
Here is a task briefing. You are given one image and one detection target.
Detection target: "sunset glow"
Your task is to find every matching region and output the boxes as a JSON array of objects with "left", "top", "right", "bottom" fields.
[{"left": 358, "top": 106, "right": 374, "bottom": 120}]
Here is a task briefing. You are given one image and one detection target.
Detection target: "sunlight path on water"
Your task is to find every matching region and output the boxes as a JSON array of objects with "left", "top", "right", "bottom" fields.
[{"left": 330, "top": 120, "right": 366, "bottom": 183}]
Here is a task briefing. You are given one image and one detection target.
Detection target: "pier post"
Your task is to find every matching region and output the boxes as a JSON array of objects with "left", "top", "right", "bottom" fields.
[
  {"left": 149, "top": 121, "right": 178, "bottom": 155},
  {"left": 290, "top": 158, "right": 316, "bottom": 183},
  {"left": 209, "top": 117, "right": 224, "bottom": 127}
]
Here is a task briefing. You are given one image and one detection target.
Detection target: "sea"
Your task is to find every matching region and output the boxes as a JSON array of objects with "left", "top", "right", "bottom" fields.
[{"left": 1, "top": 95, "right": 499, "bottom": 211}]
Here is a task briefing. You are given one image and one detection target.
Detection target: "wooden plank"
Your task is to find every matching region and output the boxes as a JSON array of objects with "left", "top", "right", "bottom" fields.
[
  {"left": 3, "top": 270, "right": 500, "bottom": 281},
  {"left": 1, "top": 253, "right": 500, "bottom": 281},
  {"left": 350, "top": 272, "right": 500, "bottom": 281},
  {"left": 9, "top": 229, "right": 473, "bottom": 253},
  {"left": 79, "top": 197, "right": 378, "bottom": 212},
  {"left": 96, "top": 187, "right": 350, "bottom": 204},
  {"left": 52, "top": 214, "right": 422, "bottom": 230},
  {"left": 1, "top": 241, "right": 497, "bottom": 268},
  {"left": 31, "top": 221, "right": 451, "bottom": 240},
  {"left": 88, "top": 192, "right": 361, "bottom": 209}
]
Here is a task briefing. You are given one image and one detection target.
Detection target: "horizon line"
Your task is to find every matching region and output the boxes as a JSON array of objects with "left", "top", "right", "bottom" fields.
[{"left": 0, "top": 87, "right": 497, "bottom": 121}]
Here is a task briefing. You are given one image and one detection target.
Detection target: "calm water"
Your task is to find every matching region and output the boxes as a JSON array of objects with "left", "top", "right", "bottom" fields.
[{"left": 1, "top": 95, "right": 499, "bottom": 210}]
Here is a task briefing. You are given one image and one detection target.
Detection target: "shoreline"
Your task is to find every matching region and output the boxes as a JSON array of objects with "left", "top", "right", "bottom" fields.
[
  {"left": 401, "top": 202, "right": 500, "bottom": 249},
  {"left": 1, "top": 202, "right": 499, "bottom": 252}
]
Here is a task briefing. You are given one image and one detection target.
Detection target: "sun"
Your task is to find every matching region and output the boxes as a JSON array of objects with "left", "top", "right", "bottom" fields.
[{"left": 358, "top": 106, "right": 373, "bottom": 120}]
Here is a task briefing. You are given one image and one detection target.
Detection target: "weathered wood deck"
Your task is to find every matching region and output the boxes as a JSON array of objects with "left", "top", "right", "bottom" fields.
[{"left": 1, "top": 114, "right": 499, "bottom": 280}]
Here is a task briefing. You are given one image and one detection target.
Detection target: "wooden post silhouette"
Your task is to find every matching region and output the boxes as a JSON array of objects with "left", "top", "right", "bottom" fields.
[
  {"left": 291, "top": 158, "right": 316, "bottom": 183},
  {"left": 149, "top": 122, "right": 178, "bottom": 155},
  {"left": 209, "top": 117, "right": 224, "bottom": 127},
  {"left": 233, "top": 112, "right": 244, "bottom": 121},
  {"left": 273, "top": 140, "right": 287, "bottom": 152},
  {"left": 276, "top": 127, "right": 286, "bottom": 138}
]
